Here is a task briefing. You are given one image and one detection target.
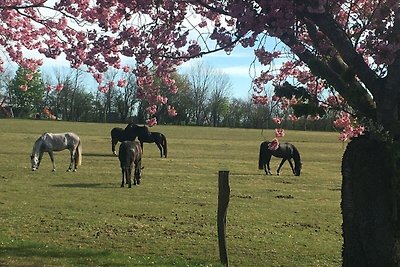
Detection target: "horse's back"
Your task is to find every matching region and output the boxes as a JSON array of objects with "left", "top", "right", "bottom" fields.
[
  {"left": 125, "top": 124, "right": 150, "bottom": 138},
  {"left": 43, "top": 132, "right": 80, "bottom": 151},
  {"left": 111, "top": 127, "right": 125, "bottom": 141},
  {"left": 119, "top": 141, "right": 142, "bottom": 166},
  {"left": 65, "top": 132, "right": 80, "bottom": 141}
]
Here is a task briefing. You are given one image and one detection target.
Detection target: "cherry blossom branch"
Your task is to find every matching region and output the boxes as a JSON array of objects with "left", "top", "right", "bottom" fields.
[{"left": 304, "top": 11, "right": 381, "bottom": 97}]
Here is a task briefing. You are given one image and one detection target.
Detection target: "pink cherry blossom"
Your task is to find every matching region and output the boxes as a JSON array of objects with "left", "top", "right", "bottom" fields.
[
  {"left": 167, "top": 105, "right": 177, "bottom": 117},
  {"left": 252, "top": 95, "right": 269, "bottom": 105},
  {"left": 288, "top": 115, "right": 299, "bottom": 122},
  {"left": 98, "top": 85, "right": 109, "bottom": 94},
  {"left": 275, "top": 128, "right": 285, "bottom": 138},
  {"left": 157, "top": 95, "right": 168, "bottom": 105},
  {"left": 19, "top": 84, "right": 28, "bottom": 91},
  {"left": 55, "top": 83, "right": 64, "bottom": 92},
  {"left": 117, "top": 79, "right": 126, "bottom": 87},
  {"left": 122, "top": 65, "right": 130, "bottom": 73},
  {"left": 146, "top": 117, "right": 157, "bottom": 127},
  {"left": 268, "top": 138, "right": 280, "bottom": 151},
  {"left": 25, "top": 73, "right": 33, "bottom": 81},
  {"left": 146, "top": 105, "right": 157, "bottom": 115},
  {"left": 334, "top": 112, "right": 365, "bottom": 141},
  {"left": 272, "top": 117, "right": 284, "bottom": 125}
]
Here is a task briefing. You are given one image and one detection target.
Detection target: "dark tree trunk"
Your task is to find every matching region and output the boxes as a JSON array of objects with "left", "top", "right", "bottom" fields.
[{"left": 341, "top": 135, "right": 400, "bottom": 266}]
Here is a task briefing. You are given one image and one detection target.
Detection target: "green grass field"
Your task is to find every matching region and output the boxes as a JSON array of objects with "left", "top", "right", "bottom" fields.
[{"left": 0, "top": 119, "right": 344, "bottom": 266}]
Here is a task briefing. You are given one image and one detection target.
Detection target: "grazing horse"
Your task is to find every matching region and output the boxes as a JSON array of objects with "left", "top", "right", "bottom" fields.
[
  {"left": 111, "top": 124, "right": 150, "bottom": 155},
  {"left": 118, "top": 141, "right": 143, "bottom": 187},
  {"left": 138, "top": 132, "right": 167, "bottom": 158},
  {"left": 30, "top": 132, "right": 82, "bottom": 172},
  {"left": 258, "top": 141, "right": 302, "bottom": 176}
]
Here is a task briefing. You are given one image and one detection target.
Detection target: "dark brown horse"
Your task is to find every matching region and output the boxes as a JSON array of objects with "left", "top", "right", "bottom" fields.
[
  {"left": 118, "top": 141, "right": 143, "bottom": 187},
  {"left": 111, "top": 124, "right": 150, "bottom": 155},
  {"left": 138, "top": 132, "right": 167, "bottom": 158},
  {"left": 258, "top": 141, "right": 302, "bottom": 176}
]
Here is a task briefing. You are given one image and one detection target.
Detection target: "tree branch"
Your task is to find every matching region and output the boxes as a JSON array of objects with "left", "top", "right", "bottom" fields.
[
  {"left": 280, "top": 32, "right": 376, "bottom": 120},
  {"left": 304, "top": 12, "right": 381, "bottom": 99}
]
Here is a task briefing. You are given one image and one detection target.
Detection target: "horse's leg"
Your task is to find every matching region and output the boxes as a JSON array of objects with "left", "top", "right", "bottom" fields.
[
  {"left": 277, "top": 159, "right": 286, "bottom": 176},
  {"left": 73, "top": 149, "right": 79, "bottom": 171},
  {"left": 288, "top": 159, "right": 295, "bottom": 174},
  {"left": 265, "top": 154, "right": 272, "bottom": 175},
  {"left": 133, "top": 164, "right": 138, "bottom": 185},
  {"left": 121, "top": 169, "right": 125, "bottom": 187},
  {"left": 128, "top": 168, "right": 132, "bottom": 188},
  {"left": 48, "top": 151, "right": 56, "bottom": 172},
  {"left": 112, "top": 139, "right": 117, "bottom": 155},
  {"left": 68, "top": 149, "right": 74, "bottom": 172},
  {"left": 156, "top": 142, "right": 163, "bottom": 157},
  {"left": 140, "top": 141, "right": 144, "bottom": 154},
  {"left": 136, "top": 159, "right": 142, "bottom": 185},
  {"left": 72, "top": 147, "right": 80, "bottom": 171},
  {"left": 37, "top": 151, "right": 44, "bottom": 170}
]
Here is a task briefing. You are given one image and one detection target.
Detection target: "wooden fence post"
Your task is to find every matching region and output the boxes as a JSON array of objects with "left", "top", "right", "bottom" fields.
[{"left": 217, "top": 170, "right": 230, "bottom": 266}]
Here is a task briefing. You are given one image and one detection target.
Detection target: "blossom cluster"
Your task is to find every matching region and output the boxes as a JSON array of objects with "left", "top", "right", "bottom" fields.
[
  {"left": 334, "top": 112, "right": 365, "bottom": 141},
  {"left": 268, "top": 138, "right": 280, "bottom": 151}
]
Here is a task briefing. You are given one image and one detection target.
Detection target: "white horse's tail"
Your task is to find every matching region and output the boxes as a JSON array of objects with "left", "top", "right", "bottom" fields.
[{"left": 76, "top": 140, "right": 82, "bottom": 166}]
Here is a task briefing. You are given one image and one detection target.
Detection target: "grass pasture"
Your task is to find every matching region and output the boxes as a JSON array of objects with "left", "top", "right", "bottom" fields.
[{"left": 0, "top": 119, "right": 344, "bottom": 266}]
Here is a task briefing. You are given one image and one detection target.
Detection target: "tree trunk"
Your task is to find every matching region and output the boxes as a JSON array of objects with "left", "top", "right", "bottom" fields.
[{"left": 341, "top": 135, "right": 400, "bottom": 266}]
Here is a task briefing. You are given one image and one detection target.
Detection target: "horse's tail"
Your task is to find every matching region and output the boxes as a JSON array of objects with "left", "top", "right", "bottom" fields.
[
  {"left": 258, "top": 141, "right": 268, "bottom": 170},
  {"left": 76, "top": 140, "right": 82, "bottom": 166},
  {"left": 111, "top": 128, "right": 116, "bottom": 153},
  {"left": 162, "top": 134, "right": 167, "bottom": 157}
]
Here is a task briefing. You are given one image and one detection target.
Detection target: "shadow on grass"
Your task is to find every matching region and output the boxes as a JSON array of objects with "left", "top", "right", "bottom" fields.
[
  {"left": 0, "top": 241, "right": 217, "bottom": 267},
  {"left": 0, "top": 242, "right": 128, "bottom": 266},
  {"left": 52, "top": 183, "right": 115, "bottom": 189},
  {"left": 82, "top": 152, "right": 114, "bottom": 158}
]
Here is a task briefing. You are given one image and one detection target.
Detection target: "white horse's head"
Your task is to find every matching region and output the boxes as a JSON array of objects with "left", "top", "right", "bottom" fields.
[{"left": 30, "top": 134, "right": 47, "bottom": 171}]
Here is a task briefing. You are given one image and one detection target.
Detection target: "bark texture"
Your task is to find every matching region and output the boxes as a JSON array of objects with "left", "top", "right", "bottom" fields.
[{"left": 341, "top": 135, "right": 400, "bottom": 266}]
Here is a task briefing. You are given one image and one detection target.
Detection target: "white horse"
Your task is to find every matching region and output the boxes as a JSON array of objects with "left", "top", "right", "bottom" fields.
[{"left": 30, "top": 132, "right": 82, "bottom": 172}]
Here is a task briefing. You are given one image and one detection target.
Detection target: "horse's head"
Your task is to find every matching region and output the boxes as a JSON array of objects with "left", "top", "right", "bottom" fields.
[
  {"left": 294, "top": 162, "right": 302, "bottom": 176},
  {"left": 30, "top": 154, "right": 39, "bottom": 171},
  {"left": 111, "top": 128, "right": 125, "bottom": 155}
]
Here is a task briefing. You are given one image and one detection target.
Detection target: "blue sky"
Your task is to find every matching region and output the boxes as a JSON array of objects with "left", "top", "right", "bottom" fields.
[
  {"left": 179, "top": 46, "right": 259, "bottom": 99},
  {"left": 18, "top": 45, "right": 260, "bottom": 100}
]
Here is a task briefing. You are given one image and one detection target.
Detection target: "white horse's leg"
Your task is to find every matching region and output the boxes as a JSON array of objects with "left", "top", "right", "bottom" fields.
[
  {"left": 68, "top": 148, "right": 76, "bottom": 172},
  {"left": 37, "top": 151, "right": 44, "bottom": 170},
  {"left": 48, "top": 151, "right": 56, "bottom": 172}
]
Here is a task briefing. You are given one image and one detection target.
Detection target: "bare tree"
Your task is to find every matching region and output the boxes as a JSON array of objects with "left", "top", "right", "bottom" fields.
[
  {"left": 185, "top": 61, "right": 214, "bottom": 125},
  {"left": 185, "top": 61, "right": 233, "bottom": 126},
  {"left": 209, "top": 71, "right": 231, "bottom": 126},
  {"left": 45, "top": 67, "right": 87, "bottom": 120},
  {"left": 115, "top": 71, "right": 139, "bottom": 122}
]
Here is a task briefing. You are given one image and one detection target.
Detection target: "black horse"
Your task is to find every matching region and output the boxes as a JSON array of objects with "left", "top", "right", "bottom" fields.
[
  {"left": 118, "top": 141, "right": 143, "bottom": 187},
  {"left": 138, "top": 132, "right": 168, "bottom": 158},
  {"left": 111, "top": 124, "right": 150, "bottom": 155},
  {"left": 258, "top": 141, "right": 302, "bottom": 176}
]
